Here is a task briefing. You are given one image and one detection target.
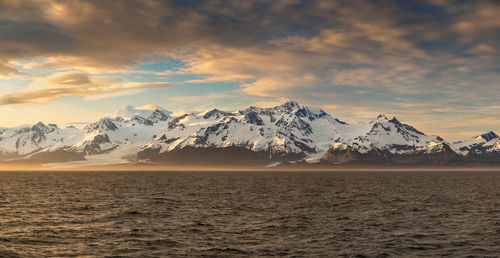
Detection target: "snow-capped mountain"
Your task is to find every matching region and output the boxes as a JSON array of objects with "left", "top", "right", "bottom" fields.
[
  {"left": 0, "top": 105, "right": 172, "bottom": 164},
  {"left": 451, "top": 131, "right": 500, "bottom": 158},
  {"left": 348, "top": 114, "right": 444, "bottom": 153},
  {"left": 0, "top": 101, "right": 498, "bottom": 166},
  {"left": 137, "top": 101, "right": 349, "bottom": 164},
  {"left": 67, "top": 106, "right": 172, "bottom": 164},
  {"left": 323, "top": 115, "right": 457, "bottom": 164},
  {"left": 112, "top": 105, "right": 172, "bottom": 125},
  {"left": 0, "top": 122, "right": 84, "bottom": 160}
]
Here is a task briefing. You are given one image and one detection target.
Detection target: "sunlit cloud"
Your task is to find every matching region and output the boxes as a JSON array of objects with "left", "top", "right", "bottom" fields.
[
  {"left": 0, "top": 0, "right": 499, "bottom": 138},
  {"left": 83, "top": 89, "right": 144, "bottom": 101},
  {"left": 0, "top": 63, "right": 28, "bottom": 78},
  {"left": 0, "top": 70, "right": 173, "bottom": 105}
]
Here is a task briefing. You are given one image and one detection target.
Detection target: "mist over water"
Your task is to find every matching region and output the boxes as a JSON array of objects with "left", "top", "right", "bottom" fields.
[{"left": 0, "top": 171, "right": 499, "bottom": 257}]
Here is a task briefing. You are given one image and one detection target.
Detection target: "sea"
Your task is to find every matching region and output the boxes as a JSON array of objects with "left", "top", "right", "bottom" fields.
[{"left": 0, "top": 170, "right": 499, "bottom": 257}]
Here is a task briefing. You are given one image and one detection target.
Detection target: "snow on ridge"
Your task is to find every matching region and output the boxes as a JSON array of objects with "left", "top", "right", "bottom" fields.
[
  {"left": 342, "top": 113, "right": 445, "bottom": 155},
  {"left": 0, "top": 100, "right": 498, "bottom": 165},
  {"left": 140, "top": 101, "right": 354, "bottom": 162},
  {"left": 451, "top": 131, "right": 500, "bottom": 155},
  {"left": 111, "top": 105, "right": 171, "bottom": 121}
]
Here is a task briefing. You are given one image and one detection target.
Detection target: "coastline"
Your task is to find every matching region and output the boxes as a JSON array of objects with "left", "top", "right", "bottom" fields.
[{"left": 2, "top": 161, "right": 500, "bottom": 172}]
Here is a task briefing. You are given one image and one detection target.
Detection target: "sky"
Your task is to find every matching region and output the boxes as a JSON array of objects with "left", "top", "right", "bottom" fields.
[{"left": 0, "top": 0, "right": 499, "bottom": 140}]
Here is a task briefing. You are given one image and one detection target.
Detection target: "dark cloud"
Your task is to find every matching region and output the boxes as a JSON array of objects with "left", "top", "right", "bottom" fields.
[
  {"left": 0, "top": 19, "right": 75, "bottom": 58},
  {"left": 0, "top": 0, "right": 48, "bottom": 21},
  {"left": 0, "top": 0, "right": 498, "bottom": 69}
]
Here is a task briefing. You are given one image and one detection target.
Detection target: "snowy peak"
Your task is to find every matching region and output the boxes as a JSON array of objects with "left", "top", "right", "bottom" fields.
[
  {"left": 31, "top": 122, "right": 52, "bottom": 134},
  {"left": 452, "top": 130, "right": 500, "bottom": 156},
  {"left": 243, "top": 111, "right": 264, "bottom": 125},
  {"left": 388, "top": 117, "right": 401, "bottom": 125},
  {"left": 0, "top": 121, "right": 77, "bottom": 157},
  {"left": 28, "top": 122, "right": 58, "bottom": 134},
  {"left": 2, "top": 101, "right": 500, "bottom": 166},
  {"left": 242, "top": 100, "right": 346, "bottom": 124},
  {"left": 419, "top": 141, "right": 453, "bottom": 154},
  {"left": 275, "top": 101, "right": 327, "bottom": 119},
  {"left": 478, "top": 131, "right": 498, "bottom": 142},
  {"left": 137, "top": 109, "right": 171, "bottom": 125},
  {"left": 280, "top": 100, "right": 300, "bottom": 110},
  {"left": 138, "top": 101, "right": 350, "bottom": 162},
  {"left": 112, "top": 105, "right": 138, "bottom": 120},
  {"left": 375, "top": 114, "right": 389, "bottom": 121},
  {"left": 295, "top": 106, "right": 332, "bottom": 122},
  {"left": 32, "top": 121, "right": 47, "bottom": 130},
  {"left": 372, "top": 114, "right": 397, "bottom": 125},
  {"left": 272, "top": 101, "right": 306, "bottom": 115},
  {"left": 369, "top": 115, "right": 426, "bottom": 136},
  {"left": 343, "top": 114, "right": 444, "bottom": 155},
  {"left": 200, "top": 108, "right": 234, "bottom": 120},
  {"left": 371, "top": 115, "right": 412, "bottom": 130},
  {"left": 111, "top": 105, "right": 171, "bottom": 123},
  {"left": 86, "top": 118, "right": 118, "bottom": 132}
]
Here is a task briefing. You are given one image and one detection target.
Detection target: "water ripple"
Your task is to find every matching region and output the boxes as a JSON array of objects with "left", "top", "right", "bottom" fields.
[{"left": 0, "top": 170, "right": 499, "bottom": 256}]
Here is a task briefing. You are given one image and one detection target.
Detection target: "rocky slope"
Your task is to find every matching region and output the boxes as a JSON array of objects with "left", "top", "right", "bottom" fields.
[
  {"left": 323, "top": 115, "right": 459, "bottom": 164},
  {"left": 451, "top": 131, "right": 500, "bottom": 161},
  {"left": 137, "top": 101, "right": 350, "bottom": 164},
  {"left": 0, "top": 106, "right": 172, "bottom": 163}
]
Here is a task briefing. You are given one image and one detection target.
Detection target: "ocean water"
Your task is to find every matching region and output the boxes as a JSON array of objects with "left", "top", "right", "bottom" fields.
[{"left": 0, "top": 171, "right": 499, "bottom": 257}]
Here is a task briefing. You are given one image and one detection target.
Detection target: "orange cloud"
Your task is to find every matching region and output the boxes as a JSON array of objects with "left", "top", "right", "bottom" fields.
[
  {"left": 0, "top": 0, "right": 499, "bottom": 137},
  {"left": 0, "top": 71, "right": 173, "bottom": 105}
]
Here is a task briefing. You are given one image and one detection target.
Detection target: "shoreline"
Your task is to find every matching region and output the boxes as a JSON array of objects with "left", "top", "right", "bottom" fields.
[{"left": 1, "top": 161, "right": 500, "bottom": 172}]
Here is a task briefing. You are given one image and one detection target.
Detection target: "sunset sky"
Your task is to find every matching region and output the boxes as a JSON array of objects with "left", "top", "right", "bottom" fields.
[{"left": 0, "top": 0, "right": 499, "bottom": 140}]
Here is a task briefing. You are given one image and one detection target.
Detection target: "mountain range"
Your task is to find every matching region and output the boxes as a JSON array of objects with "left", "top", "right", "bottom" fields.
[{"left": 1, "top": 101, "right": 499, "bottom": 168}]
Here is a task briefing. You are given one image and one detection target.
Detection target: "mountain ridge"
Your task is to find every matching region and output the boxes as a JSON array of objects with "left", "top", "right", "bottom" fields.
[{"left": 0, "top": 101, "right": 498, "bottom": 167}]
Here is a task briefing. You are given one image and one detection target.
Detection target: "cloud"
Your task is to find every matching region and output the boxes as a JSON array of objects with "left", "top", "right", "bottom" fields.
[
  {"left": 0, "top": 0, "right": 499, "bottom": 137},
  {"left": 0, "top": 63, "right": 27, "bottom": 78},
  {"left": 48, "top": 71, "right": 91, "bottom": 86},
  {"left": 2, "top": 1, "right": 498, "bottom": 88},
  {"left": 83, "top": 88, "right": 144, "bottom": 101},
  {"left": 0, "top": 71, "right": 173, "bottom": 105},
  {"left": 135, "top": 104, "right": 166, "bottom": 111}
]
